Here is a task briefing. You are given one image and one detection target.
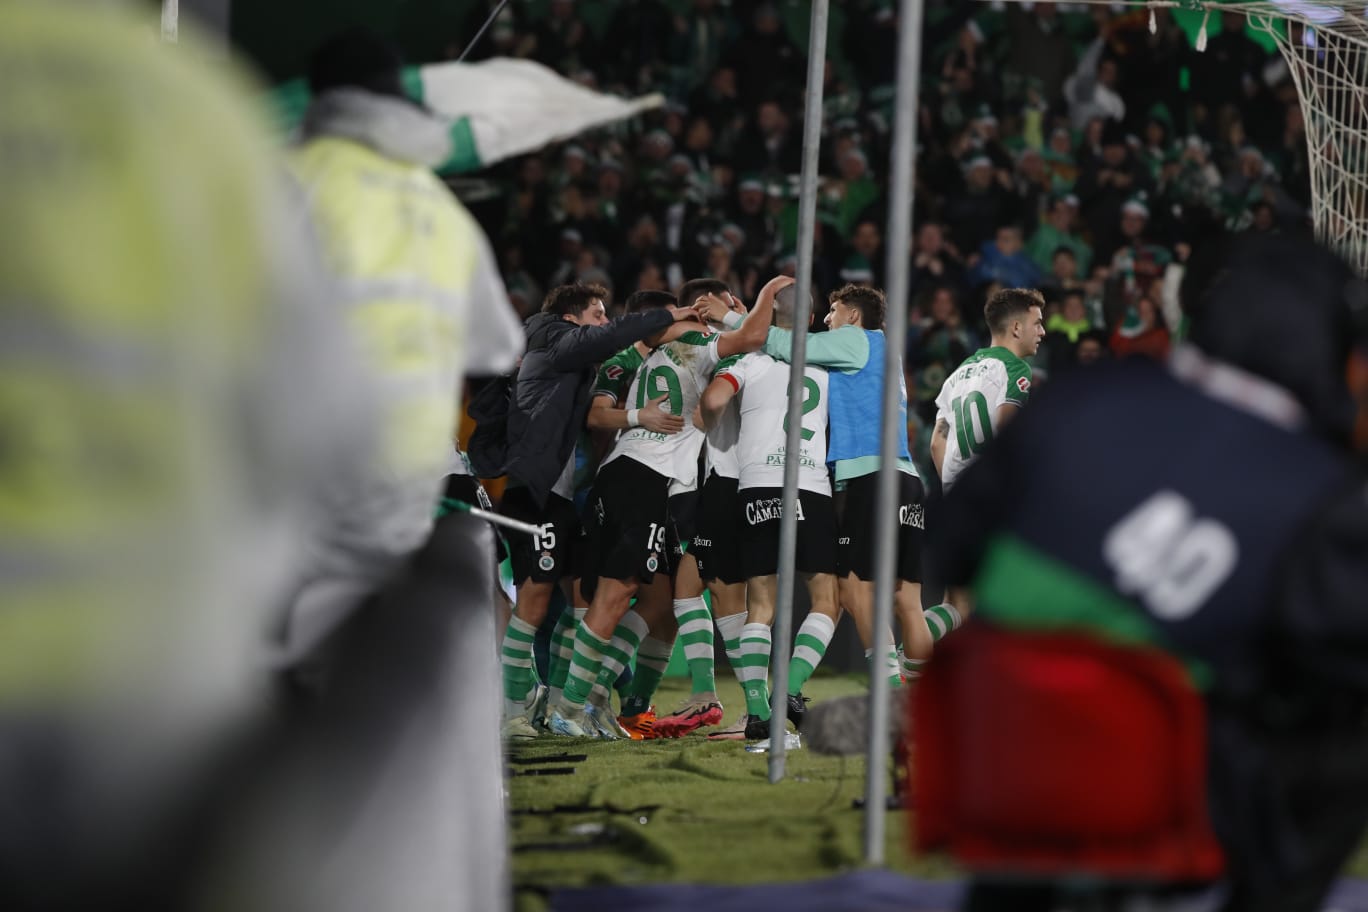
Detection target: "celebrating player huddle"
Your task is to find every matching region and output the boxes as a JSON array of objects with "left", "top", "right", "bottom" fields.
[{"left": 485, "top": 276, "right": 1046, "bottom": 745}]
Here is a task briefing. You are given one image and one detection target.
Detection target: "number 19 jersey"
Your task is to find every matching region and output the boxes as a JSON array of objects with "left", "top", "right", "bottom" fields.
[
  {"left": 600, "top": 331, "right": 721, "bottom": 488},
  {"left": 934, "top": 345, "right": 1032, "bottom": 490}
]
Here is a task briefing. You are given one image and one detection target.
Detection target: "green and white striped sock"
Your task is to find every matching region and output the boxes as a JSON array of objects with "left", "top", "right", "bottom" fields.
[
  {"left": 621, "top": 635, "right": 673, "bottom": 716},
  {"left": 560, "top": 621, "right": 609, "bottom": 710},
  {"left": 674, "top": 596, "right": 716, "bottom": 696},
  {"left": 547, "top": 606, "right": 583, "bottom": 692},
  {"left": 788, "top": 613, "right": 836, "bottom": 695},
  {"left": 500, "top": 615, "right": 538, "bottom": 715},
  {"left": 739, "top": 622, "right": 772, "bottom": 721},
  {"left": 867, "top": 646, "right": 903, "bottom": 689},
  {"left": 925, "top": 603, "right": 963, "bottom": 643},
  {"left": 589, "top": 610, "right": 648, "bottom": 707},
  {"left": 899, "top": 647, "right": 926, "bottom": 682},
  {"left": 715, "top": 611, "right": 747, "bottom": 685}
]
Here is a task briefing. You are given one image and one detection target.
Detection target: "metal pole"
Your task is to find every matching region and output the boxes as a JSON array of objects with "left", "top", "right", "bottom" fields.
[
  {"left": 456, "top": 0, "right": 513, "bottom": 62},
  {"left": 161, "top": 0, "right": 179, "bottom": 43},
  {"left": 863, "top": 0, "right": 924, "bottom": 863},
  {"left": 768, "top": 0, "right": 829, "bottom": 784}
]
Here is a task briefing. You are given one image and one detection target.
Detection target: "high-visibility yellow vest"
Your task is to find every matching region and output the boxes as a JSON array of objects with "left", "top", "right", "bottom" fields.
[
  {"left": 0, "top": 4, "right": 359, "bottom": 709},
  {"left": 291, "top": 134, "right": 482, "bottom": 488}
]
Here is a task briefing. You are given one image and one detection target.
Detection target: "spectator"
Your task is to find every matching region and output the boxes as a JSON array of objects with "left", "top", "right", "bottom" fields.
[
  {"left": 1065, "top": 30, "right": 1126, "bottom": 129},
  {"left": 970, "top": 224, "right": 1042, "bottom": 289},
  {"left": 826, "top": 147, "right": 882, "bottom": 239},
  {"left": 845, "top": 218, "right": 887, "bottom": 290},
  {"left": 911, "top": 220, "right": 968, "bottom": 298},
  {"left": 1046, "top": 288, "right": 1094, "bottom": 344},
  {"left": 734, "top": 98, "right": 803, "bottom": 177},
  {"left": 909, "top": 285, "right": 979, "bottom": 425},
  {"left": 729, "top": 3, "right": 804, "bottom": 108},
  {"left": 1074, "top": 329, "right": 1110, "bottom": 365},
  {"left": 945, "top": 155, "right": 1017, "bottom": 255},
  {"left": 1077, "top": 119, "right": 1153, "bottom": 264},
  {"left": 1109, "top": 294, "right": 1170, "bottom": 360},
  {"left": 1027, "top": 193, "right": 1092, "bottom": 277}
]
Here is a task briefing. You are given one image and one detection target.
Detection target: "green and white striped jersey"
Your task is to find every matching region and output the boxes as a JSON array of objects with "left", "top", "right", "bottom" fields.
[
  {"left": 934, "top": 345, "right": 1032, "bottom": 490},
  {"left": 600, "top": 331, "right": 721, "bottom": 491}
]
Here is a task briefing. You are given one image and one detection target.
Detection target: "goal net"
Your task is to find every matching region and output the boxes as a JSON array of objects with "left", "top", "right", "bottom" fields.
[{"left": 998, "top": 0, "right": 1368, "bottom": 276}]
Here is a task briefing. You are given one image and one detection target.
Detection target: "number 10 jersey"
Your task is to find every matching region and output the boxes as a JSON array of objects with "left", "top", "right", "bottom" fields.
[{"left": 934, "top": 345, "right": 1032, "bottom": 490}]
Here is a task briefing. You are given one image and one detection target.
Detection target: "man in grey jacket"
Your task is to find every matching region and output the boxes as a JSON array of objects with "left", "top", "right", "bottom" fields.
[{"left": 495, "top": 282, "right": 701, "bottom": 737}]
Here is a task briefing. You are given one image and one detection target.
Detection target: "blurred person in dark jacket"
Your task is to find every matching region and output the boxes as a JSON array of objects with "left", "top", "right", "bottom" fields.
[{"left": 937, "top": 232, "right": 1368, "bottom": 912}]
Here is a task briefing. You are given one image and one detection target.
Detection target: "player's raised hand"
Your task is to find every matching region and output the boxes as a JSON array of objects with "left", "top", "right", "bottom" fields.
[
  {"left": 759, "top": 274, "right": 796, "bottom": 299},
  {"left": 641, "top": 394, "right": 685, "bottom": 435},
  {"left": 693, "top": 293, "right": 731, "bottom": 325},
  {"left": 724, "top": 292, "right": 747, "bottom": 315}
]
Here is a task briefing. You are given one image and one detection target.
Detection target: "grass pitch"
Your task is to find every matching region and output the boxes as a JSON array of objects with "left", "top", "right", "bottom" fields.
[
  {"left": 507, "top": 672, "right": 958, "bottom": 911},
  {"left": 509, "top": 672, "right": 1368, "bottom": 911}
]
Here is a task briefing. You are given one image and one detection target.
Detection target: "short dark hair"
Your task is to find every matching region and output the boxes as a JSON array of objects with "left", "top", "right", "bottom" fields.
[
  {"left": 984, "top": 287, "right": 1044, "bottom": 335},
  {"left": 1052, "top": 245, "right": 1077, "bottom": 260},
  {"left": 624, "top": 290, "right": 676, "bottom": 313},
  {"left": 829, "top": 284, "right": 886, "bottom": 328},
  {"left": 678, "top": 278, "right": 729, "bottom": 309},
  {"left": 542, "top": 282, "right": 609, "bottom": 317}
]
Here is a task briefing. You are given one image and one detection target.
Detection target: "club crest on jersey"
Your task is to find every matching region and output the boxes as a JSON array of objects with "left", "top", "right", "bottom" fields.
[
  {"left": 1017, "top": 376, "right": 1031, "bottom": 393},
  {"left": 646, "top": 555, "right": 659, "bottom": 573},
  {"left": 538, "top": 553, "right": 556, "bottom": 572}
]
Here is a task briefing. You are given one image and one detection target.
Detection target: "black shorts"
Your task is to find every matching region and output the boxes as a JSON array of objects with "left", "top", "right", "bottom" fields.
[
  {"left": 667, "top": 489, "right": 699, "bottom": 562},
  {"left": 834, "top": 471, "right": 925, "bottom": 583},
  {"left": 502, "top": 487, "right": 579, "bottom": 585},
  {"left": 694, "top": 473, "right": 745, "bottom": 584},
  {"left": 442, "top": 473, "right": 507, "bottom": 562},
  {"left": 739, "top": 487, "right": 838, "bottom": 578},
  {"left": 586, "top": 458, "right": 672, "bottom": 585}
]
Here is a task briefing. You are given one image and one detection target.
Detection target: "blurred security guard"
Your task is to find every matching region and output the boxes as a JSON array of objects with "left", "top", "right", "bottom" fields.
[
  {"left": 0, "top": 4, "right": 373, "bottom": 908},
  {"left": 937, "top": 232, "right": 1368, "bottom": 912},
  {"left": 282, "top": 28, "right": 523, "bottom": 666},
  {"left": 270, "top": 29, "right": 522, "bottom": 912}
]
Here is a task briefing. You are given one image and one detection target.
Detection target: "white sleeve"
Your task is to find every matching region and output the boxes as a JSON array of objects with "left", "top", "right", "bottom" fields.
[{"left": 462, "top": 226, "right": 524, "bottom": 375}]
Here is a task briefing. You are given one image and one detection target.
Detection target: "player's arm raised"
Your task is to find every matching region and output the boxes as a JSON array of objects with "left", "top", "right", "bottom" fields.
[{"left": 715, "top": 275, "right": 788, "bottom": 359}]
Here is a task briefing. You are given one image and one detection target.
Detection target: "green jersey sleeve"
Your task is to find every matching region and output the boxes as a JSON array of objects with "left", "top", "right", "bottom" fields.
[
  {"left": 1003, "top": 354, "right": 1033, "bottom": 406},
  {"left": 592, "top": 346, "right": 645, "bottom": 404},
  {"left": 763, "top": 324, "right": 869, "bottom": 371}
]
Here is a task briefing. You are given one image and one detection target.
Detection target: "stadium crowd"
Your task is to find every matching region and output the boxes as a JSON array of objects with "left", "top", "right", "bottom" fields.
[{"left": 455, "top": 0, "right": 1313, "bottom": 459}]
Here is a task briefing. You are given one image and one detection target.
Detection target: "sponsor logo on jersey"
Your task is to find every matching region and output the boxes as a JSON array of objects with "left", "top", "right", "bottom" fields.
[
  {"left": 744, "top": 497, "right": 806, "bottom": 525},
  {"left": 692, "top": 536, "right": 713, "bottom": 548},
  {"left": 538, "top": 553, "right": 556, "bottom": 572},
  {"left": 899, "top": 503, "right": 925, "bottom": 529},
  {"left": 605, "top": 365, "right": 624, "bottom": 380},
  {"left": 1017, "top": 376, "right": 1031, "bottom": 393}
]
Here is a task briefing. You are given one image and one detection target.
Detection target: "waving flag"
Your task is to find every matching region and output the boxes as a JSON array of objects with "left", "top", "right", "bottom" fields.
[{"left": 272, "top": 57, "right": 663, "bottom": 174}]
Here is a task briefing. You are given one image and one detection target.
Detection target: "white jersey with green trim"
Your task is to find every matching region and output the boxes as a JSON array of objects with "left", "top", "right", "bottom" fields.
[
  {"left": 600, "top": 330, "right": 721, "bottom": 488},
  {"left": 934, "top": 345, "right": 1033, "bottom": 490},
  {"left": 723, "top": 352, "right": 831, "bottom": 495}
]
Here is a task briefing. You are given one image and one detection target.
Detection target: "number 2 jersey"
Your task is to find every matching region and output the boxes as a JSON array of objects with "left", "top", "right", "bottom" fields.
[
  {"left": 934, "top": 345, "right": 1032, "bottom": 490},
  {"left": 718, "top": 353, "right": 830, "bottom": 495},
  {"left": 599, "top": 331, "right": 723, "bottom": 487}
]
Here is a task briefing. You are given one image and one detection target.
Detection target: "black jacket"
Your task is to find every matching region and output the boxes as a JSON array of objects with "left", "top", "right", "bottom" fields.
[{"left": 505, "top": 309, "right": 674, "bottom": 506}]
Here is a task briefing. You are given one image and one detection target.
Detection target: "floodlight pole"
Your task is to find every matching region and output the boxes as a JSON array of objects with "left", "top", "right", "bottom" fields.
[
  {"left": 769, "top": 0, "right": 829, "bottom": 784},
  {"left": 863, "top": 0, "right": 924, "bottom": 863}
]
